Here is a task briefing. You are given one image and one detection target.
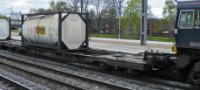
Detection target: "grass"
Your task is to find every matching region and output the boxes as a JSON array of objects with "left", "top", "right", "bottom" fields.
[
  {"left": 11, "top": 29, "right": 19, "bottom": 33},
  {"left": 147, "top": 36, "right": 175, "bottom": 42},
  {"left": 90, "top": 33, "right": 175, "bottom": 42},
  {"left": 90, "top": 33, "right": 119, "bottom": 38}
]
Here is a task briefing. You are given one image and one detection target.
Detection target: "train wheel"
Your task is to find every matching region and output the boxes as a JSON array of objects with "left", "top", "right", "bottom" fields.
[
  {"left": 99, "top": 62, "right": 112, "bottom": 71},
  {"left": 125, "top": 69, "right": 140, "bottom": 76},
  {"left": 187, "top": 66, "right": 200, "bottom": 85},
  {"left": 177, "top": 55, "right": 190, "bottom": 69}
]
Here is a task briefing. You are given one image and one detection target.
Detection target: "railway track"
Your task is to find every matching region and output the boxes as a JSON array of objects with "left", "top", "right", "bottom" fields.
[
  {"left": 0, "top": 77, "right": 25, "bottom": 90},
  {"left": 0, "top": 50, "right": 136, "bottom": 90},
  {"left": 0, "top": 50, "right": 197, "bottom": 90},
  {"left": 0, "top": 69, "right": 47, "bottom": 90}
]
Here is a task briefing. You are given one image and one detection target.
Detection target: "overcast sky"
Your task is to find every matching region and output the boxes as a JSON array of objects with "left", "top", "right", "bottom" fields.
[{"left": 0, "top": 0, "right": 166, "bottom": 18}]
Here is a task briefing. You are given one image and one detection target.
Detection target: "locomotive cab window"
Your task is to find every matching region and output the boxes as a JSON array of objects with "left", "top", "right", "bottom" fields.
[
  {"left": 179, "top": 10, "right": 194, "bottom": 29},
  {"left": 195, "top": 10, "right": 200, "bottom": 28}
]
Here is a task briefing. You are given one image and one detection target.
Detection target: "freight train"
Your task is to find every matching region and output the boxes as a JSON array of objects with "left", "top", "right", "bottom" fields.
[{"left": 0, "top": 0, "right": 200, "bottom": 86}]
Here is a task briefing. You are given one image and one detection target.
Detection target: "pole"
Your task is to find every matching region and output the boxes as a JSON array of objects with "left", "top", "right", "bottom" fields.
[
  {"left": 10, "top": 0, "right": 13, "bottom": 18},
  {"left": 140, "top": 0, "right": 148, "bottom": 45},
  {"left": 58, "top": 12, "right": 62, "bottom": 50},
  {"left": 118, "top": 0, "right": 123, "bottom": 39},
  {"left": 119, "top": 17, "right": 121, "bottom": 39},
  {"left": 81, "top": 0, "right": 83, "bottom": 13}
]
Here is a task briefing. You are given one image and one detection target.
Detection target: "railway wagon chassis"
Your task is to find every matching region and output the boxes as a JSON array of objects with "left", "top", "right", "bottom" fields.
[
  {"left": 0, "top": 40, "right": 148, "bottom": 71},
  {"left": 1, "top": 40, "right": 200, "bottom": 85},
  {"left": 0, "top": 1, "right": 200, "bottom": 86}
]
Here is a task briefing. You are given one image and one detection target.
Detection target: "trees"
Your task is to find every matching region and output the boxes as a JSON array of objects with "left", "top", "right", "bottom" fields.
[
  {"left": 163, "top": 0, "right": 176, "bottom": 18},
  {"left": 82, "top": 0, "right": 90, "bottom": 12},
  {"left": 0, "top": 15, "right": 6, "bottom": 18},
  {"left": 102, "top": 6, "right": 118, "bottom": 34},
  {"left": 88, "top": 0, "right": 120, "bottom": 33},
  {"left": 27, "top": 0, "right": 159, "bottom": 39},
  {"left": 66, "top": 0, "right": 91, "bottom": 12},
  {"left": 113, "top": 0, "right": 125, "bottom": 38},
  {"left": 49, "top": 1, "right": 70, "bottom": 12},
  {"left": 29, "top": 1, "right": 71, "bottom": 13},
  {"left": 88, "top": 9, "right": 96, "bottom": 32},
  {"left": 121, "top": 0, "right": 142, "bottom": 39},
  {"left": 66, "top": 0, "right": 80, "bottom": 12},
  {"left": 29, "top": 8, "right": 51, "bottom": 13},
  {"left": 162, "top": 0, "right": 176, "bottom": 32},
  {"left": 114, "top": 0, "right": 124, "bottom": 18},
  {"left": 90, "top": 0, "right": 148, "bottom": 39},
  {"left": 146, "top": 0, "right": 176, "bottom": 37},
  {"left": 92, "top": 0, "right": 107, "bottom": 32}
]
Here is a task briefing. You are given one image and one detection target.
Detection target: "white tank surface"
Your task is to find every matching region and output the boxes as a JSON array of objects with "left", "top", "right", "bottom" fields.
[
  {"left": 22, "top": 13, "right": 86, "bottom": 50},
  {"left": 0, "top": 19, "right": 10, "bottom": 40},
  {"left": 22, "top": 15, "right": 59, "bottom": 46},
  {"left": 62, "top": 14, "right": 86, "bottom": 49}
]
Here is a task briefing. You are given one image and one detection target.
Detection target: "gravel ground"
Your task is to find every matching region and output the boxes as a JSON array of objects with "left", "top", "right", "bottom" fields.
[
  {"left": 0, "top": 63, "right": 79, "bottom": 90},
  {"left": 0, "top": 50, "right": 194, "bottom": 90},
  {"left": 0, "top": 69, "right": 48, "bottom": 90},
  {"left": 0, "top": 52, "right": 131, "bottom": 90},
  {"left": 0, "top": 78, "right": 16, "bottom": 90}
]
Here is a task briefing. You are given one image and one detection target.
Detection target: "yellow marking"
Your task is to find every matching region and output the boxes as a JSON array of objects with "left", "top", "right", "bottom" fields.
[
  {"left": 172, "top": 43, "right": 177, "bottom": 53},
  {"left": 36, "top": 26, "right": 45, "bottom": 35}
]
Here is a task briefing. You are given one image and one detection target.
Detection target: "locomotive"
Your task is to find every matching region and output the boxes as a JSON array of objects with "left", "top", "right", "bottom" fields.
[
  {"left": 141, "top": 0, "right": 200, "bottom": 84},
  {"left": 174, "top": 0, "right": 200, "bottom": 83}
]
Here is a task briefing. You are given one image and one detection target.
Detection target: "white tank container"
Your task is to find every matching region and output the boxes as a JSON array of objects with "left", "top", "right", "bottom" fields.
[
  {"left": 22, "top": 13, "right": 86, "bottom": 50},
  {"left": 0, "top": 19, "right": 10, "bottom": 40}
]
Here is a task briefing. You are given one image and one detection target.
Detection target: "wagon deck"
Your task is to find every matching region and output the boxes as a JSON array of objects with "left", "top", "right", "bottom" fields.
[{"left": 0, "top": 39, "right": 148, "bottom": 71}]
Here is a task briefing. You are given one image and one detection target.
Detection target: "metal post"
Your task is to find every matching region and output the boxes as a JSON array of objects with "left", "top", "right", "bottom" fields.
[
  {"left": 119, "top": 17, "right": 121, "bottom": 39},
  {"left": 140, "top": 0, "right": 148, "bottom": 45},
  {"left": 8, "top": 18, "right": 11, "bottom": 40},
  {"left": 10, "top": 0, "right": 13, "bottom": 18},
  {"left": 86, "top": 13, "right": 89, "bottom": 48},
  {"left": 58, "top": 12, "right": 62, "bottom": 50},
  {"left": 21, "top": 15, "right": 24, "bottom": 42},
  {"left": 118, "top": 0, "right": 122, "bottom": 39},
  {"left": 81, "top": 0, "right": 83, "bottom": 13}
]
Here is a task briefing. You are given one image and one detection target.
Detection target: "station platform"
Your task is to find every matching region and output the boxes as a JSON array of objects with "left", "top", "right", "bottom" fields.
[
  {"left": 11, "top": 33, "right": 172, "bottom": 54},
  {"left": 90, "top": 37, "right": 172, "bottom": 54}
]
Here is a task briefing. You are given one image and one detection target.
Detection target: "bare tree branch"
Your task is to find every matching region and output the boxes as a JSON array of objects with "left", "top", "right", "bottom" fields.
[{"left": 66, "top": 0, "right": 91, "bottom": 12}]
